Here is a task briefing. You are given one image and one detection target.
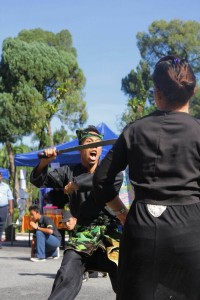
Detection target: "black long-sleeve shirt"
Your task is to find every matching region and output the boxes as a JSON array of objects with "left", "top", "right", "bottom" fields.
[
  {"left": 30, "top": 163, "right": 123, "bottom": 225},
  {"left": 94, "top": 111, "right": 200, "bottom": 206}
]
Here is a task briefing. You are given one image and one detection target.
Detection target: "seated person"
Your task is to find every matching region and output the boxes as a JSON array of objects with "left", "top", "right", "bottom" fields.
[{"left": 29, "top": 205, "right": 61, "bottom": 262}]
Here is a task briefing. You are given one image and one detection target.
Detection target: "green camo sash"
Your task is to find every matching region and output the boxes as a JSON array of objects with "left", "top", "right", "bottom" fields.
[{"left": 65, "top": 216, "right": 122, "bottom": 266}]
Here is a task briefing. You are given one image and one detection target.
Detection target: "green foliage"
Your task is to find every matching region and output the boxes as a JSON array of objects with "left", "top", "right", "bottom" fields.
[
  {"left": 13, "top": 208, "right": 19, "bottom": 223},
  {"left": 18, "top": 28, "right": 77, "bottom": 56},
  {"left": 0, "top": 28, "right": 87, "bottom": 149},
  {"left": 0, "top": 145, "right": 9, "bottom": 168},
  {"left": 189, "top": 86, "right": 200, "bottom": 118},
  {"left": 120, "top": 19, "right": 200, "bottom": 126},
  {"left": 0, "top": 39, "right": 49, "bottom": 143},
  {"left": 16, "top": 29, "right": 87, "bottom": 135},
  {"left": 57, "top": 81, "right": 88, "bottom": 130},
  {"left": 0, "top": 144, "right": 30, "bottom": 166},
  {"left": 119, "top": 103, "right": 155, "bottom": 130},
  {"left": 120, "top": 60, "right": 155, "bottom": 127},
  {"left": 137, "top": 19, "right": 200, "bottom": 74},
  {"left": 53, "top": 125, "right": 70, "bottom": 145}
]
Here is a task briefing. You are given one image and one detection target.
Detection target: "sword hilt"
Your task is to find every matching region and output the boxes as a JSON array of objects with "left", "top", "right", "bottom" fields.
[{"left": 37, "top": 150, "right": 59, "bottom": 159}]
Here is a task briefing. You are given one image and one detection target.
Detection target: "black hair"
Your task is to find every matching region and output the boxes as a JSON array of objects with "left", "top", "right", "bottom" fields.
[
  {"left": 76, "top": 125, "right": 101, "bottom": 145},
  {"left": 29, "top": 205, "right": 41, "bottom": 213},
  {"left": 82, "top": 125, "right": 100, "bottom": 134},
  {"left": 153, "top": 55, "right": 196, "bottom": 106}
]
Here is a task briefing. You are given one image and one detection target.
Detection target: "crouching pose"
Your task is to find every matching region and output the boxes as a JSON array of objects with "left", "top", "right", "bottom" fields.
[{"left": 29, "top": 205, "right": 61, "bottom": 262}]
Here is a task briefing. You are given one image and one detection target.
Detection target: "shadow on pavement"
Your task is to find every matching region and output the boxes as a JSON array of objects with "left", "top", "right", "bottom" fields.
[{"left": 19, "top": 272, "right": 55, "bottom": 278}]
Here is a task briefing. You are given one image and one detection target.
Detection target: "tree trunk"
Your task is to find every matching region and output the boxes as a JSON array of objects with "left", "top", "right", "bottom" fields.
[
  {"left": 38, "top": 122, "right": 53, "bottom": 149},
  {"left": 6, "top": 141, "right": 15, "bottom": 181},
  {"left": 5, "top": 141, "right": 19, "bottom": 200},
  {"left": 48, "top": 123, "right": 54, "bottom": 146},
  {"left": 14, "top": 167, "right": 19, "bottom": 201}
]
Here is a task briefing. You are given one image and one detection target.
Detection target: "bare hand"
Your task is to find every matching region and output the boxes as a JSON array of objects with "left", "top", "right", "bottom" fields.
[
  {"left": 116, "top": 210, "right": 128, "bottom": 226},
  {"left": 9, "top": 208, "right": 13, "bottom": 216},
  {"left": 42, "top": 147, "right": 57, "bottom": 163},
  {"left": 34, "top": 147, "right": 57, "bottom": 177},
  {"left": 30, "top": 221, "right": 38, "bottom": 230},
  {"left": 64, "top": 182, "right": 78, "bottom": 194}
]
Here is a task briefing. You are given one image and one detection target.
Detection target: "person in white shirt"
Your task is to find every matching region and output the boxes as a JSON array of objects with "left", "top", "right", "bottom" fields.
[{"left": 0, "top": 172, "right": 13, "bottom": 248}]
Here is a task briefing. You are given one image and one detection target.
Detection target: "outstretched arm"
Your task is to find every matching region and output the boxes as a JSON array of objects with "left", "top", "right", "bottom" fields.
[{"left": 30, "top": 148, "right": 73, "bottom": 188}]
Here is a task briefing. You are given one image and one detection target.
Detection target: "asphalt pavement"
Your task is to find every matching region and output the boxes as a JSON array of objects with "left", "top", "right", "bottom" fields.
[{"left": 0, "top": 234, "right": 116, "bottom": 300}]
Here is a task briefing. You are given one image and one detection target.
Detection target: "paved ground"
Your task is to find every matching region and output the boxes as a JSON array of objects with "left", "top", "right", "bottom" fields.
[{"left": 0, "top": 234, "right": 115, "bottom": 300}]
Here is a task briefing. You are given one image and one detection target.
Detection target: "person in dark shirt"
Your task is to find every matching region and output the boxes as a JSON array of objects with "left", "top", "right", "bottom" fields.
[
  {"left": 59, "top": 210, "right": 77, "bottom": 231},
  {"left": 30, "top": 126, "right": 123, "bottom": 300},
  {"left": 93, "top": 55, "right": 200, "bottom": 300},
  {"left": 29, "top": 205, "right": 61, "bottom": 262}
]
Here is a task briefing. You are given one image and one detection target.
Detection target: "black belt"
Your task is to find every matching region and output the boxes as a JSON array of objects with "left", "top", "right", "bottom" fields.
[{"left": 0, "top": 204, "right": 9, "bottom": 208}]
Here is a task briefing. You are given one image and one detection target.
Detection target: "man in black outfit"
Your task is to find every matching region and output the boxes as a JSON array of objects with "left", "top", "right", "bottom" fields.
[{"left": 30, "top": 125, "right": 123, "bottom": 300}]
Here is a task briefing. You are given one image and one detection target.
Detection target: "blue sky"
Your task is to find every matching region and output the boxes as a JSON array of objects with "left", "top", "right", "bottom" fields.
[{"left": 1, "top": 0, "right": 200, "bottom": 145}]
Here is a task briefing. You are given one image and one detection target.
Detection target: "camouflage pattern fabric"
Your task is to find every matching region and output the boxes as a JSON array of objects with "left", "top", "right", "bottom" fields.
[{"left": 65, "top": 215, "right": 122, "bottom": 265}]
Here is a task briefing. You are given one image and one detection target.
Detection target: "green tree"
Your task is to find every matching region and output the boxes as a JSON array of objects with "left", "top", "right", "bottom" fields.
[
  {"left": 137, "top": 19, "right": 200, "bottom": 74},
  {"left": 0, "top": 145, "right": 9, "bottom": 169},
  {"left": 17, "top": 28, "right": 87, "bottom": 146},
  {"left": 190, "top": 88, "right": 200, "bottom": 118},
  {"left": 18, "top": 28, "right": 77, "bottom": 56},
  {"left": 32, "top": 125, "right": 74, "bottom": 145},
  {"left": 53, "top": 126, "right": 70, "bottom": 145},
  {"left": 120, "top": 60, "right": 155, "bottom": 128},
  {"left": 0, "top": 28, "right": 87, "bottom": 193},
  {"left": 120, "top": 19, "right": 200, "bottom": 126}
]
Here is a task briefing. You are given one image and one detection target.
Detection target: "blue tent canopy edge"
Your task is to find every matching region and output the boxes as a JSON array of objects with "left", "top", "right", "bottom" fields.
[
  {"left": 14, "top": 122, "right": 118, "bottom": 167},
  {"left": 0, "top": 168, "right": 10, "bottom": 180}
]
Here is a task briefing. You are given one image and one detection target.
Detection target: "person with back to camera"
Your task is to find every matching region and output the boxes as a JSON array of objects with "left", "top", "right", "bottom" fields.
[
  {"left": 30, "top": 125, "right": 123, "bottom": 300},
  {"left": 93, "top": 55, "right": 200, "bottom": 300}
]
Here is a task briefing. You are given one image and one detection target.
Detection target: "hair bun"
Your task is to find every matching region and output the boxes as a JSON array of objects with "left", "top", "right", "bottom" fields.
[{"left": 180, "top": 79, "right": 196, "bottom": 91}]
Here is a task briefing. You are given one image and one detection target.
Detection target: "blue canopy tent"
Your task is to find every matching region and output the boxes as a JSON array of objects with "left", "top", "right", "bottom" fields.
[
  {"left": 14, "top": 122, "right": 118, "bottom": 167},
  {"left": 0, "top": 168, "right": 10, "bottom": 180}
]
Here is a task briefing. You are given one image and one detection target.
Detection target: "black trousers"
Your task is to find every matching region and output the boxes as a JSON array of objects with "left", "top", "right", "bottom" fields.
[
  {"left": 48, "top": 247, "right": 118, "bottom": 300},
  {"left": 117, "top": 201, "right": 200, "bottom": 300}
]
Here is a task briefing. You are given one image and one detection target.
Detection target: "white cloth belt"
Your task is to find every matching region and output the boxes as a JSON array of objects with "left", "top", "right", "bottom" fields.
[{"left": 147, "top": 204, "right": 167, "bottom": 217}]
